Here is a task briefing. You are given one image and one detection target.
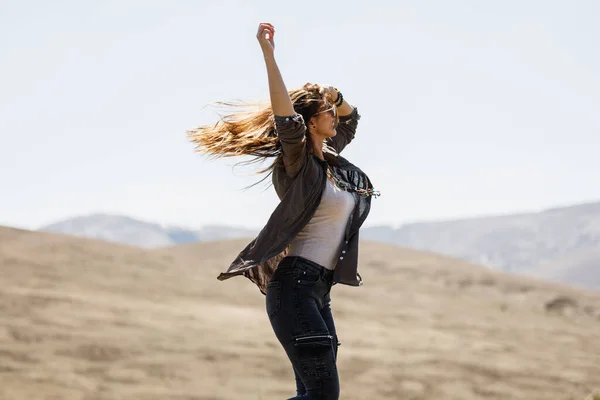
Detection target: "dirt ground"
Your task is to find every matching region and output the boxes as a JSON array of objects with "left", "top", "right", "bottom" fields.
[{"left": 1, "top": 226, "right": 599, "bottom": 400}]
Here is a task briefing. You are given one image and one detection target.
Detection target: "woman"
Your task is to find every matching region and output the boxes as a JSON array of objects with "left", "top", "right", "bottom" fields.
[{"left": 188, "top": 22, "right": 379, "bottom": 400}]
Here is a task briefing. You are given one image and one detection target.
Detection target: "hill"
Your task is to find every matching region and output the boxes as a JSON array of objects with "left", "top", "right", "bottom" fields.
[
  {"left": 1, "top": 226, "right": 599, "bottom": 399},
  {"left": 533, "top": 247, "right": 600, "bottom": 291},
  {"left": 40, "top": 213, "right": 257, "bottom": 248},
  {"left": 38, "top": 201, "right": 600, "bottom": 292},
  {"left": 362, "top": 200, "right": 600, "bottom": 290}
]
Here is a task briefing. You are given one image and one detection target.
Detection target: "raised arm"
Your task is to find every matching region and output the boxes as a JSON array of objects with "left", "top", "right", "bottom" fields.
[
  {"left": 257, "top": 23, "right": 307, "bottom": 176},
  {"left": 322, "top": 86, "right": 361, "bottom": 154},
  {"left": 257, "top": 23, "right": 295, "bottom": 117}
]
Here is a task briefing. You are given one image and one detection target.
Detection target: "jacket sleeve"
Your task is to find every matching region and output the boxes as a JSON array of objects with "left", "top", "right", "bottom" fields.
[
  {"left": 274, "top": 114, "right": 307, "bottom": 177},
  {"left": 327, "top": 107, "right": 361, "bottom": 154}
]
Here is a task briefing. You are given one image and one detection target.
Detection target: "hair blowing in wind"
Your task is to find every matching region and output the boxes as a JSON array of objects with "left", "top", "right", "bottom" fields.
[{"left": 186, "top": 89, "right": 326, "bottom": 167}]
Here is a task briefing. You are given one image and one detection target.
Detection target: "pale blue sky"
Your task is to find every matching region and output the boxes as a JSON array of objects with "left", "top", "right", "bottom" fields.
[{"left": 1, "top": 0, "right": 599, "bottom": 230}]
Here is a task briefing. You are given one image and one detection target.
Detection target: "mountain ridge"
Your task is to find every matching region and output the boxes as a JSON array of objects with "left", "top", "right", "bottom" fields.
[
  {"left": 37, "top": 200, "right": 600, "bottom": 291},
  {"left": 40, "top": 212, "right": 258, "bottom": 248}
]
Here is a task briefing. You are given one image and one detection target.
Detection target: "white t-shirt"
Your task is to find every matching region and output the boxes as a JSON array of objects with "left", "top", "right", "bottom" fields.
[{"left": 287, "top": 177, "right": 355, "bottom": 270}]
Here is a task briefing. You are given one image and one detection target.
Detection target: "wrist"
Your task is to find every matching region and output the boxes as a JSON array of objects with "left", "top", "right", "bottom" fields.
[
  {"left": 263, "top": 53, "right": 276, "bottom": 62},
  {"left": 333, "top": 90, "right": 344, "bottom": 107},
  {"left": 327, "top": 87, "right": 340, "bottom": 104}
]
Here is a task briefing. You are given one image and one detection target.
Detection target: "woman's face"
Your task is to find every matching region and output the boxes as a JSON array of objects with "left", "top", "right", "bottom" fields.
[{"left": 310, "top": 106, "right": 338, "bottom": 139}]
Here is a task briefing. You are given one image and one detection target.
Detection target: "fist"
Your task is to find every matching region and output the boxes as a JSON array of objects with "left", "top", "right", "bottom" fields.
[
  {"left": 256, "top": 22, "right": 275, "bottom": 55},
  {"left": 304, "top": 82, "right": 338, "bottom": 103}
]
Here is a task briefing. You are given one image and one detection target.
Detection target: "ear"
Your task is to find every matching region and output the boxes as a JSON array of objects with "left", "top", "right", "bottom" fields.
[{"left": 308, "top": 116, "right": 317, "bottom": 133}]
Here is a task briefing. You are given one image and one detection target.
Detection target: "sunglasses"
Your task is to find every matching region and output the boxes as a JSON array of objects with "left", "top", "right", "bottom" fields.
[{"left": 315, "top": 105, "right": 337, "bottom": 118}]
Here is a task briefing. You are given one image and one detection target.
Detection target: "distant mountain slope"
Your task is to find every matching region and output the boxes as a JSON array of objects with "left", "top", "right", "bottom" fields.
[
  {"left": 533, "top": 247, "right": 600, "bottom": 291},
  {"left": 38, "top": 201, "right": 600, "bottom": 291},
  {"left": 362, "top": 201, "right": 600, "bottom": 285},
  {"left": 40, "top": 213, "right": 257, "bottom": 248},
  {"left": 40, "top": 214, "right": 177, "bottom": 247}
]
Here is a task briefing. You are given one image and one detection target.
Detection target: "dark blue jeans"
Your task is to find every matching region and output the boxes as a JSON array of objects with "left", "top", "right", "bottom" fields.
[{"left": 266, "top": 256, "right": 341, "bottom": 400}]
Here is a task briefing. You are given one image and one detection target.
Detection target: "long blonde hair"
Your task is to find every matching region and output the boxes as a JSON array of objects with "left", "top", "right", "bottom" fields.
[{"left": 187, "top": 86, "right": 334, "bottom": 185}]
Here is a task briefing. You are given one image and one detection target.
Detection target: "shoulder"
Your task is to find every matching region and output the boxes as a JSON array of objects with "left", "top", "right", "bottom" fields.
[{"left": 272, "top": 153, "right": 323, "bottom": 196}]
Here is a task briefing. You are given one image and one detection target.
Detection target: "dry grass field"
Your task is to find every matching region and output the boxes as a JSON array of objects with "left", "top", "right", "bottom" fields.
[{"left": 1, "top": 226, "right": 599, "bottom": 399}]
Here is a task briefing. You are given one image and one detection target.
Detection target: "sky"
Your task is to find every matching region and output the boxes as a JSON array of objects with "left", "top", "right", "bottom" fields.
[{"left": 1, "top": 0, "right": 599, "bottom": 231}]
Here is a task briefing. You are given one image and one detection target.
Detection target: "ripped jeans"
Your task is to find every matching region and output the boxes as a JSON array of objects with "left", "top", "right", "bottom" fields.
[{"left": 266, "top": 256, "right": 341, "bottom": 400}]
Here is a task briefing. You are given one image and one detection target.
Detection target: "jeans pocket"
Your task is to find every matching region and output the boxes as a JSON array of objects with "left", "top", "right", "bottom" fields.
[
  {"left": 294, "top": 270, "right": 321, "bottom": 287},
  {"left": 293, "top": 334, "right": 337, "bottom": 378},
  {"left": 266, "top": 280, "right": 282, "bottom": 319}
]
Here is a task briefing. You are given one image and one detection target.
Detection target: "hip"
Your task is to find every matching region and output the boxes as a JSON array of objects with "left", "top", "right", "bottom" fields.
[{"left": 266, "top": 256, "right": 334, "bottom": 318}]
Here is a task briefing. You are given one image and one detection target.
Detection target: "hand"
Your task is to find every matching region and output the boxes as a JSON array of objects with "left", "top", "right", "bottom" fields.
[
  {"left": 321, "top": 84, "right": 339, "bottom": 103},
  {"left": 256, "top": 22, "right": 275, "bottom": 57},
  {"left": 304, "top": 82, "right": 338, "bottom": 103}
]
